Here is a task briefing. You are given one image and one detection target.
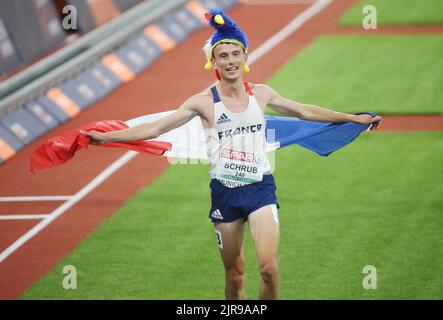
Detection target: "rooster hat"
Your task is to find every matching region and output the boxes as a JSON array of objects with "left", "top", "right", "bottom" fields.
[{"left": 203, "top": 9, "right": 250, "bottom": 79}]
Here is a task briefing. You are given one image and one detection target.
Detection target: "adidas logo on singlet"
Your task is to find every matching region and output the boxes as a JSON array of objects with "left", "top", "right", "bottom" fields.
[
  {"left": 216, "top": 113, "right": 231, "bottom": 124},
  {"left": 211, "top": 209, "right": 224, "bottom": 220}
]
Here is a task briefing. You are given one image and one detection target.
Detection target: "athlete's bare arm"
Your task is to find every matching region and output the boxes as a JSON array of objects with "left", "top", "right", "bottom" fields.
[
  {"left": 254, "top": 84, "right": 381, "bottom": 129},
  {"left": 81, "top": 92, "right": 211, "bottom": 144}
]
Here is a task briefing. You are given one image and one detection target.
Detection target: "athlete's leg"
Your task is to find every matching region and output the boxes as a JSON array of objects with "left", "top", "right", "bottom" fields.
[
  {"left": 247, "top": 205, "right": 280, "bottom": 300},
  {"left": 214, "top": 219, "right": 246, "bottom": 300}
]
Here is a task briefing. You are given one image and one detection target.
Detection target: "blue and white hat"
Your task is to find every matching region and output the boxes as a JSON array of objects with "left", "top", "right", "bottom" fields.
[{"left": 203, "top": 9, "right": 250, "bottom": 73}]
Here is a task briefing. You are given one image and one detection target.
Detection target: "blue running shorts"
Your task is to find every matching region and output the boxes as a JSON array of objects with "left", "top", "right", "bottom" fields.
[{"left": 209, "top": 174, "right": 279, "bottom": 223}]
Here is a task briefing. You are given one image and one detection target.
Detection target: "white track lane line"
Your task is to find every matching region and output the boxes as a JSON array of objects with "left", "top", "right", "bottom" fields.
[
  {"left": 0, "top": 0, "right": 332, "bottom": 263},
  {"left": 0, "top": 151, "right": 137, "bottom": 263},
  {"left": 247, "top": 0, "right": 332, "bottom": 64},
  {"left": 0, "top": 215, "right": 50, "bottom": 220},
  {"left": 0, "top": 196, "right": 73, "bottom": 202}
]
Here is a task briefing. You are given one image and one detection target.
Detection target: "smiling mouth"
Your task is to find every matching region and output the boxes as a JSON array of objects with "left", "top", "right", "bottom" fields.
[{"left": 226, "top": 66, "right": 239, "bottom": 72}]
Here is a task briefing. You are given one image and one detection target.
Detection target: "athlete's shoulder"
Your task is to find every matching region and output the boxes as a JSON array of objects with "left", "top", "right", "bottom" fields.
[
  {"left": 248, "top": 83, "right": 277, "bottom": 97},
  {"left": 248, "top": 82, "right": 264, "bottom": 89},
  {"left": 249, "top": 83, "right": 273, "bottom": 92},
  {"left": 196, "top": 90, "right": 214, "bottom": 108},
  {"left": 186, "top": 90, "right": 212, "bottom": 105},
  {"left": 183, "top": 90, "right": 212, "bottom": 107}
]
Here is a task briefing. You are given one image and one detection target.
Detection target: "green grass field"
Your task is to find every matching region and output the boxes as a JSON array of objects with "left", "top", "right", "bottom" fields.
[
  {"left": 266, "top": 35, "right": 443, "bottom": 115},
  {"left": 339, "top": 0, "right": 443, "bottom": 26},
  {"left": 22, "top": 132, "right": 443, "bottom": 299}
]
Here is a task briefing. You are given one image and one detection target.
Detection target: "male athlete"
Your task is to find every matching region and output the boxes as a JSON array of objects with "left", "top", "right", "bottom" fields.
[{"left": 82, "top": 10, "right": 381, "bottom": 300}]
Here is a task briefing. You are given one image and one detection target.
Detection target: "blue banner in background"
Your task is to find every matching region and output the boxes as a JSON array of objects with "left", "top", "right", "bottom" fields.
[
  {"left": 74, "top": 72, "right": 109, "bottom": 102},
  {"left": 25, "top": 101, "right": 60, "bottom": 130},
  {"left": 115, "top": 42, "right": 155, "bottom": 74},
  {"left": 200, "top": 0, "right": 237, "bottom": 10},
  {"left": 0, "top": 18, "right": 21, "bottom": 76},
  {"left": 129, "top": 33, "right": 163, "bottom": 66},
  {"left": 34, "top": 96, "right": 72, "bottom": 123},
  {"left": 158, "top": 14, "right": 191, "bottom": 44},
  {"left": 58, "top": 78, "right": 98, "bottom": 110},
  {"left": 112, "top": 0, "right": 144, "bottom": 12},
  {"left": 88, "top": 61, "right": 123, "bottom": 93},
  {"left": 0, "top": 108, "right": 48, "bottom": 145},
  {"left": 0, "top": 0, "right": 65, "bottom": 65},
  {"left": 0, "top": 123, "right": 24, "bottom": 152},
  {"left": 174, "top": 6, "right": 204, "bottom": 33}
]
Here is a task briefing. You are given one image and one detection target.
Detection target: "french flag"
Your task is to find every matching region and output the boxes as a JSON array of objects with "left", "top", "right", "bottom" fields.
[{"left": 30, "top": 110, "right": 378, "bottom": 172}]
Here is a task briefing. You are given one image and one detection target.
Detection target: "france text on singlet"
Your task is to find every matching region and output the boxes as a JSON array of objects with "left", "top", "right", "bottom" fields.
[{"left": 205, "top": 82, "right": 271, "bottom": 188}]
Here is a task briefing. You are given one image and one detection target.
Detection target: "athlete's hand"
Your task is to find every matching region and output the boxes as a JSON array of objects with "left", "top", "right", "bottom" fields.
[
  {"left": 352, "top": 114, "right": 381, "bottom": 131},
  {"left": 80, "top": 130, "right": 110, "bottom": 145}
]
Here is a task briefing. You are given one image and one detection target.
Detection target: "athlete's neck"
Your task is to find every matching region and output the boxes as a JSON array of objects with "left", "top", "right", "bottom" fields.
[{"left": 218, "top": 78, "right": 247, "bottom": 99}]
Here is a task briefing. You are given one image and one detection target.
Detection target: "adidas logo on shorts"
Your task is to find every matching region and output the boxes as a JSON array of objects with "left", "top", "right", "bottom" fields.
[
  {"left": 211, "top": 209, "right": 224, "bottom": 220},
  {"left": 216, "top": 113, "right": 231, "bottom": 124}
]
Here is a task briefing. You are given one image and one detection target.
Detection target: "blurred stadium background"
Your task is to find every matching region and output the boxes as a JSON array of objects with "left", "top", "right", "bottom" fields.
[{"left": 0, "top": 0, "right": 442, "bottom": 299}]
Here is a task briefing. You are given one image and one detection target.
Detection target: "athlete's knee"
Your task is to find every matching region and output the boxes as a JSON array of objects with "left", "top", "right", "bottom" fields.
[
  {"left": 259, "top": 258, "right": 279, "bottom": 282},
  {"left": 226, "top": 268, "right": 245, "bottom": 290}
]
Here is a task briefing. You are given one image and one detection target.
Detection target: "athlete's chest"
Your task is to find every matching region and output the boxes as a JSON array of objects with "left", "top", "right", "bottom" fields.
[
  {"left": 201, "top": 94, "right": 267, "bottom": 129},
  {"left": 220, "top": 95, "right": 250, "bottom": 113}
]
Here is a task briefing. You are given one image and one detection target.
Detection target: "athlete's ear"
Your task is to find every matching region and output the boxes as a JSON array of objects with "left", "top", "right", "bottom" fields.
[
  {"left": 211, "top": 56, "right": 221, "bottom": 80},
  {"left": 242, "top": 50, "right": 250, "bottom": 73},
  {"left": 243, "top": 50, "right": 249, "bottom": 66}
]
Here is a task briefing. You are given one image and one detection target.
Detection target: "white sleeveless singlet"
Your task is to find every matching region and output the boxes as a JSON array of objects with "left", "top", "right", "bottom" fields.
[{"left": 205, "top": 82, "right": 271, "bottom": 188}]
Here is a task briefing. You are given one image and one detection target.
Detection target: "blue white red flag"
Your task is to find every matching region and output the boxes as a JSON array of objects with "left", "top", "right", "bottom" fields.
[{"left": 30, "top": 110, "right": 377, "bottom": 171}]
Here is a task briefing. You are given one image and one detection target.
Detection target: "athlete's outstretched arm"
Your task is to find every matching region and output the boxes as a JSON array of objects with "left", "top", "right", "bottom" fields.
[
  {"left": 263, "top": 85, "right": 381, "bottom": 129},
  {"left": 81, "top": 94, "right": 203, "bottom": 144}
]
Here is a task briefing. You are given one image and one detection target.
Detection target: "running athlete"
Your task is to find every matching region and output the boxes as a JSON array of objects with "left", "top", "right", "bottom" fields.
[{"left": 81, "top": 9, "right": 381, "bottom": 300}]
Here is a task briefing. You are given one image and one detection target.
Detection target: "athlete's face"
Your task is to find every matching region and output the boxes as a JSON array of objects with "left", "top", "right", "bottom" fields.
[{"left": 212, "top": 42, "right": 247, "bottom": 81}]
